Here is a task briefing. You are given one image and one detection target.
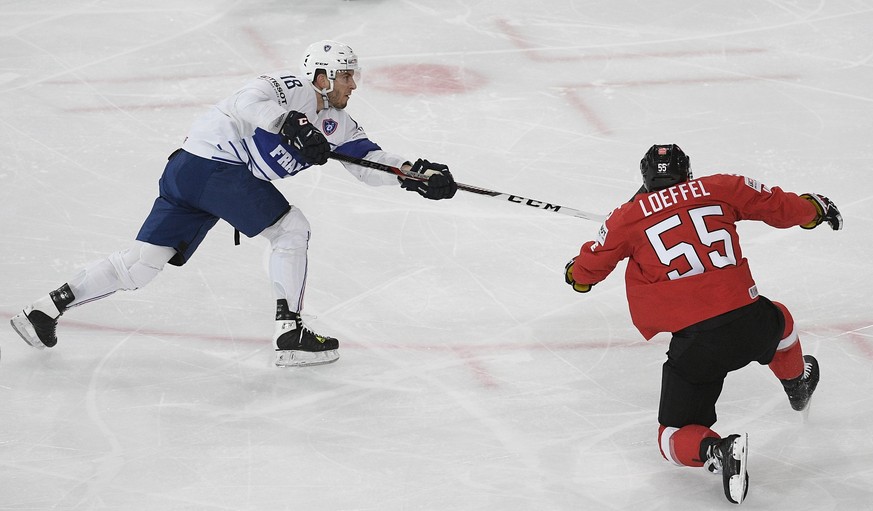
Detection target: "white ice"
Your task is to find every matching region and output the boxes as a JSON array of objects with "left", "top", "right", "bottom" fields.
[{"left": 1, "top": 1, "right": 872, "bottom": 509}]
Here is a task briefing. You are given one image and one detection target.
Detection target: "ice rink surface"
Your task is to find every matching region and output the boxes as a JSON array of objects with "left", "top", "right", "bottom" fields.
[{"left": 1, "top": 1, "right": 872, "bottom": 509}]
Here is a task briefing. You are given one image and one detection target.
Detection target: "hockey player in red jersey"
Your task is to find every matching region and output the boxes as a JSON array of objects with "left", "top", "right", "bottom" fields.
[{"left": 564, "top": 144, "right": 843, "bottom": 504}]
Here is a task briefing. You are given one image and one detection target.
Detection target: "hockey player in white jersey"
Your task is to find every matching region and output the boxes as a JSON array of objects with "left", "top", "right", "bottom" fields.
[{"left": 10, "top": 40, "right": 457, "bottom": 367}]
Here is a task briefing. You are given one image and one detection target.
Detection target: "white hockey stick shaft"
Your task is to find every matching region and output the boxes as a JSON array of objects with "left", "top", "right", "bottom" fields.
[{"left": 328, "top": 152, "right": 606, "bottom": 223}]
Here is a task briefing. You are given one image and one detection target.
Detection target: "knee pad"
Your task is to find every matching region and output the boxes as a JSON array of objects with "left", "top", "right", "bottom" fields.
[
  {"left": 68, "top": 241, "right": 175, "bottom": 305},
  {"left": 109, "top": 241, "right": 176, "bottom": 290},
  {"left": 261, "top": 207, "right": 310, "bottom": 252},
  {"left": 772, "top": 301, "right": 798, "bottom": 350}
]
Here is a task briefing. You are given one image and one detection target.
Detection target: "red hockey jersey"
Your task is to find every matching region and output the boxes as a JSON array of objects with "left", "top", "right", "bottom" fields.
[{"left": 571, "top": 174, "right": 817, "bottom": 340}]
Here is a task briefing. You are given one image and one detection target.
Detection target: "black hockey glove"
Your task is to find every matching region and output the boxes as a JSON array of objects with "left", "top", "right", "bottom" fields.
[
  {"left": 399, "top": 159, "right": 458, "bottom": 200},
  {"left": 280, "top": 111, "right": 330, "bottom": 165},
  {"left": 800, "top": 193, "right": 843, "bottom": 230},
  {"left": 564, "top": 258, "right": 593, "bottom": 293}
]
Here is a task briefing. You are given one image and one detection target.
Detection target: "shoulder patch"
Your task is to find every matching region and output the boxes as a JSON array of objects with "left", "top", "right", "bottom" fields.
[
  {"left": 744, "top": 177, "right": 763, "bottom": 192},
  {"left": 595, "top": 222, "right": 608, "bottom": 247}
]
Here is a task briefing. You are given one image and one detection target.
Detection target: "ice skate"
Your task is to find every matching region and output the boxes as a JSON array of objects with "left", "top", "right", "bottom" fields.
[
  {"left": 273, "top": 300, "right": 339, "bottom": 367},
  {"left": 702, "top": 434, "right": 749, "bottom": 505},
  {"left": 274, "top": 316, "right": 339, "bottom": 367},
  {"left": 10, "top": 284, "right": 75, "bottom": 349},
  {"left": 780, "top": 355, "right": 819, "bottom": 411}
]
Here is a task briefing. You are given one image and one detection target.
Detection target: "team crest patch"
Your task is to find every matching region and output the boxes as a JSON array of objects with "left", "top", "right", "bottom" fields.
[{"left": 322, "top": 119, "right": 338, "bottom": 136}]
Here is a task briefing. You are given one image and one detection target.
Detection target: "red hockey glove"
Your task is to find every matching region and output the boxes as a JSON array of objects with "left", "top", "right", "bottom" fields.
[{"left": 800, "top": 193, "right": 843, "bottom": 230}]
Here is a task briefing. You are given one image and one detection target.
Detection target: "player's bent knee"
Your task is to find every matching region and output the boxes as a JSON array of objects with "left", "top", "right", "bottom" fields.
[
  {"left": 111, "top": 241, "right": 176, "bottom": 290},
  {"left": 771, "top": 300, "right": 798, "bottom": 350},
  {"left": 261, "top": 207, "right": 311, "bottom": 251}
]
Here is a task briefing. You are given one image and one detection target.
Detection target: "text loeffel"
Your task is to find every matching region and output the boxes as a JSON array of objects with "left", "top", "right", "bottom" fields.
[{"left": 638, "top": 180, "right": 711, "bottom": 217}]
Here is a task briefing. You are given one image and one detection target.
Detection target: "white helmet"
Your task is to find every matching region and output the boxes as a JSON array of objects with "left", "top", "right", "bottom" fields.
[{"left": 301, "top": 40, "right": 359, "bottom": 94}]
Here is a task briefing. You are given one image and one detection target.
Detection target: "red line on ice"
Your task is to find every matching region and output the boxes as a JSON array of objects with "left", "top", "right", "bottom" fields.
[{"left": 495, "top": 18, "right": 767, "bottom": 63}]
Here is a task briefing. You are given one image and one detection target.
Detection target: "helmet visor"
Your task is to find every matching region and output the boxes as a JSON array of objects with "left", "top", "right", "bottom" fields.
[{"left": 333, "top": 69, "right": 361, "bottom": 88}]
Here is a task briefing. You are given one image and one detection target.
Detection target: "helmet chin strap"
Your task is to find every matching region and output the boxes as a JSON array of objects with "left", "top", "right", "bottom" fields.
[{"left": 312, "top": 81, "right": 333, "bottom": 110}]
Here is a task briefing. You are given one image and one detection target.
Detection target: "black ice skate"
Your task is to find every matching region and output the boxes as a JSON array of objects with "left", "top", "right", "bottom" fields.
[
  {"left": 10, "top": 284, "right": 75, "bottom": 349},
  {"left": 273, "top": 299, "right": 339, "bottom": 367},
  {"left": 702, "top": 434, "right": 749, "bottom": 505},
  {"left": 780, "top": 355, "right": 819, "bottom": 411}
]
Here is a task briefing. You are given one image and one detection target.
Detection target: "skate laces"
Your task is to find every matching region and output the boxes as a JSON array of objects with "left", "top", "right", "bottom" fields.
[
  {"left": 704, "top": 456, "right": 722, "bottom": 474},
  {"left": 801, "top": 360, "right": 813, "bottom": 380},
  {"left": 294, "top": 315, "right": 328, "bottom": 342},
  {"left": 302, "top": 325, "right": 328, "bottom": 343},
  {"left": 702, "top": 440, "right": 724, "bottom": 474}
]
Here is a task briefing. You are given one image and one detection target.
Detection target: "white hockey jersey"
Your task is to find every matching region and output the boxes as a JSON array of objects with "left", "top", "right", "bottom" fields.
[{"left": 181, "top": 71, "right": 405, "bottom": 186}]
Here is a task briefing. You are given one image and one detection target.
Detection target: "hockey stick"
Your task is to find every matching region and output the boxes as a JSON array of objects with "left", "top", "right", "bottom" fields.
[{"left": 328, "top": 152, "right": 606, "bottom": 223}]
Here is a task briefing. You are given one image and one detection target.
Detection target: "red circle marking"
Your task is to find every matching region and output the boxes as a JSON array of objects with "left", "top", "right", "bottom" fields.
[{"left": 367, "top": 63, "right": 487, "bottom": 95}]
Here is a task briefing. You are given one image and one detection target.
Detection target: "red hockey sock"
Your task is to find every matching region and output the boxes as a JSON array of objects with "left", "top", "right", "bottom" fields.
[
  {"left": 658, "top": 424, "right": 720, "bottom": 467},
  {"left": 768, "top": 301, "right": 804, "bottom": 380},
  {"left": 770, "top": 341, "right": 804, "bottom": 380}
]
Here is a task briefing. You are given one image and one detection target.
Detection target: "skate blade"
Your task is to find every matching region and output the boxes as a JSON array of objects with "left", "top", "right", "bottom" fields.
[
  {"left": 725, "top": 434, "right": 749, "bottom": 504},
  {"left": 801, "top": 395, "right": 813, "bottom": 423},
  {"left": 10, "top": 312, "right": 46, "bottom": 350},
  {"left": 275, "top": 349, "right": 339, "bottom": 367}
]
